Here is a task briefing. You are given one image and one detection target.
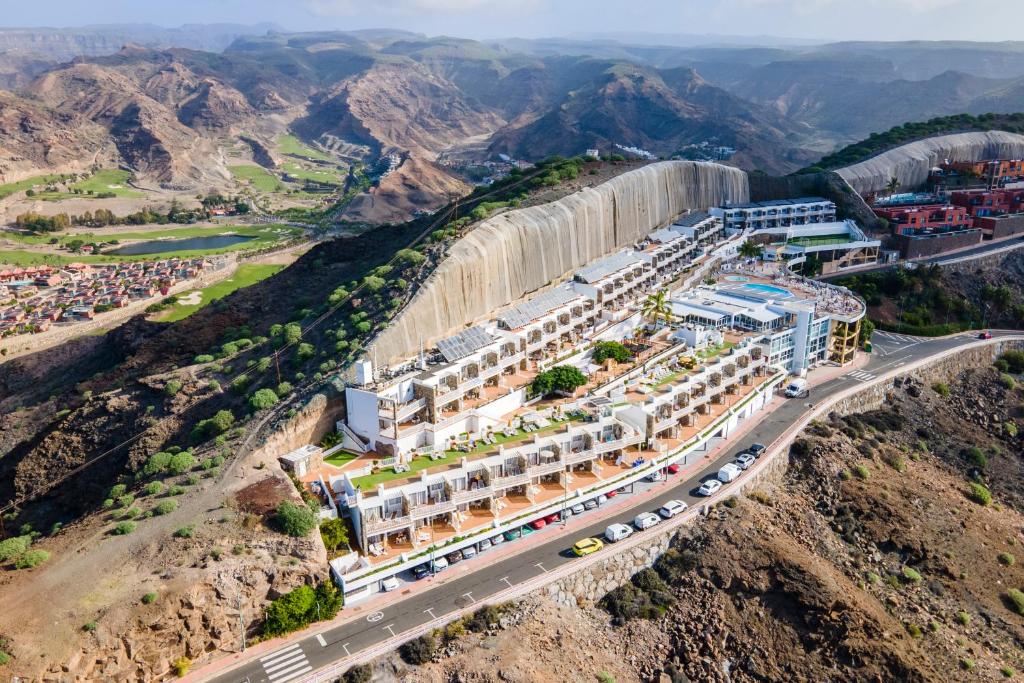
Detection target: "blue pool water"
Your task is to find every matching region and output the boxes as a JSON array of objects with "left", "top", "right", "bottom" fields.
[{"left": 742, "top": 283, "right": 792, "bottom": 298}]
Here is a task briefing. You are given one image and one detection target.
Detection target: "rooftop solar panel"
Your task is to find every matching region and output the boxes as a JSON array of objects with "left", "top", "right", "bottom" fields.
[
  {"left": 497, "top": 286, "right": 581, "bottom": 329},
  {"left": 436, "top": 325, "right": 494, "bottom": 363},
  {"left": 575, "top": 250, "right": 643, "bottom": 283}
]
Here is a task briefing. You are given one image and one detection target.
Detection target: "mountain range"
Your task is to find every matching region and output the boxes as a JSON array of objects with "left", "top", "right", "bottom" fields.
[{"left": 5, "top": 29, "right": 1024, "bottom": 216}]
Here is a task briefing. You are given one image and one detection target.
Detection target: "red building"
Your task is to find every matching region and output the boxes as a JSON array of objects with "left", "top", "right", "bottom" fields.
[
  {"left": 949, "top": 188, "right": 1024, "bottom": 217},
  {"left": 943, "top": 159, "right": 1024, "bottom": 183},
  {"left": 873, "top": 204, "right": 972, "bottom": 235}
]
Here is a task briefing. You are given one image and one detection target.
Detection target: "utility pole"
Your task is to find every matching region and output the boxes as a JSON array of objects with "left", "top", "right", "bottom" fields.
[{"left": 236, "top": 586, "right": 246, "bottom": 653}]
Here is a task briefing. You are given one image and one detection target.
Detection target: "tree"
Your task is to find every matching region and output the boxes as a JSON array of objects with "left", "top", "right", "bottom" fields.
[
  {"left": 592, "top": 341, "right": 633, "bottom": 364},
  {"left": 275, "top": 501, "right": 317, "bottom": 537},
  {"left": 531, "top": 365, "right": 587, "bottom": 397},
  {"left": 885, "top": 175, "right": 901, "bottom": 197},
  {"left": 640, "top": 290, "right": 672, "bottom": 332},
  {"left": 320, "top": 518, "right": 349, "bottom": 553},
  {"left": 738, "top": 240, "right": 764, "bottom": 259},
  {"left": 249, "top": 388, "right": 279, "bottom": 411}
]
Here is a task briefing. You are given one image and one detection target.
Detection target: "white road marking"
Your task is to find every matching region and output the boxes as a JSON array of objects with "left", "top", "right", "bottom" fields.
[
  {"left": 261, "top": 643, "right": 312, "bottom": 683},
  {"left": 315, "top": 633, "right": 327, "bottom": 647},
  {"left": 366, "top": 611, "right": 384, "bottom": 623},
  {"left": 382, "top": 623, "right": 396, "bottom": 637},
  {"left": 499, "top": 576, "right": 513, "bottom": 588},
  {"left": 535, "top": 562, "right": 548, "bottom": 573},
  {"left": 463, "top": 591, "right": 476, "bottom": 604},
  {"left": 265, "top": 653, "right": 305, "bottom": 674},
  {"left": 342, "top": 642, "right": 351, "bottom": 656},
  {"left": 423, "top": 607, "right": 436, "bottom": 619},
  {"left": 260, "top": 644, "right": 300, "bottom": 662},
  {"left": 268, "top": 664, "right": 312, "bottom": 683}
]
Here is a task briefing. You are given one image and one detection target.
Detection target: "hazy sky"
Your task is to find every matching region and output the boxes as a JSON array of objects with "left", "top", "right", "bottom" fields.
[{"left": 2, "top": 0, "right": 1020, "bottom": 43}]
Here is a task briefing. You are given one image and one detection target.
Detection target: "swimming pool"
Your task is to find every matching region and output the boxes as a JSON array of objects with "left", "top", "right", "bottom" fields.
[
  {"left": 724, "top": 275, "right": 750, "bottom": 282},
  {"left": 742, "top": 283, "right": 792, "bottom": 298}
]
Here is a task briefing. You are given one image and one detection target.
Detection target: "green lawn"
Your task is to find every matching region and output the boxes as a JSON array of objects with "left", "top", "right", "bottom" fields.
[
  {"left": 277, "top": 134, "right": 333, "bottom": 162},
  {"left": 229, "top": 165, "right": 283, "bottom": 193},
  {"left": 71, "top": 169, "right": 143, "bottom": 198},
  {"left": 787, "top": 234, "right": 854, "bottom": 247},
  {"left": 0, "top": 173, "right": 73, "bottom": 200},
  {"left": 324, "top": 450, "right": 359, "bottom": 467},
  {"left": 281, "top": 162, "right": 343, "bottom": 185},
  {"left": 159, "top": 264, "right": 284, "bottom": 321}
]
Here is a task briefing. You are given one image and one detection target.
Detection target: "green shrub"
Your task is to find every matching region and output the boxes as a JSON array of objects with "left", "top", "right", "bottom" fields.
[
  {"left": 14, "top": 549, "right": 50, "bottom": 569},
  {"left": 1002, "top": 665, "right": 1016, "bottom": 678},
  {"left": 120, "top": 507, "right": 140, "bottom": 519},
  {"left": 928, "top": 620, "right": 940, "bottom": 633},
  {"left": 967, "top": 446, "right": 988, "bottom": 469},
  {"left": 275, "top": 501, "right": 317, "bottom": 537},
  {"left": 277, "top": 381, "right": 293, "bottom": 395},
  {"left": 172, "top": 656, "right": 191, "bottom": 677},
  {"left": 342, "top": 663, "right": 373, "bottom": 683},
  {"left": 902, "top": 566, "right": 923, "bottom": 584},
  {"left": 142, "top": 452, "right": 173, "bottom": 475},
  {"left": 1000, "top": 350, "right": 1024, "bottom": 374},
  {"left": 0, "top": 535, "right": 32, "bottom": 563},
  {"left": 839, "top": 469, "right": 852, "bottom": 481},
  {"left": 194, "top": 354, "right": 214, "bottom": 364},
  {"left": 113, "top": 521, "right": 136, "bottom": 535},
  {"left": 0, "top": 650, "right": 9, "bottom": 665},
  {"left": 116, "top": 493, "right": 135, "bottom": 508},
  {"left": 531, "top": 365, "right": 587, "bottom": 397},
  {"left": 83, "top": 621, "right": 97, "bottom": 632},
  {"left": 168, "top": 485, "right": 186, "bottom": 496},
  {"left": 320, "top": 518, "right": 350, "bottom": 553},
  {"left": 1000, "top": 552, "right": 1016, "bottom": 566},
  {"left": 854, "top": 464, "right": 870, "bottom": 480},
  {"left": 1006, "top": 588, "right": 1024, "bottom": 615},
  {"left": 261, "top": 582, "right": 342, "bottom": 637},
  {"left": 174, "top": 526, "right": 194, "bottom": 538},
  {"left": 905, "top": 623, "right": 922, "bottom": 638},
  {"left": 399, "top": 633, "right": 437, "bottom": 665},
  {"left": 164, "top": 379, "right": 183, "bottom": 396},
  {"left": 866, "top": 571, "right": 881, "bottom": 584},
  {"left": 144, "top": 481, "right": 164, "bottom": 496},
  {"left": 1008, "top": 422, "right": 1019, "bottom": 438},
  {"left": 154, "top": 500, "right": 178, "bottom": 516},
  {"left": 1002, "top": 374, "right": 1017, "bottom": 390},
  {"left": 167, "top": 452, "right": 196, "bottom": 475},
  {"left": 102, "top": 498, "right": 114, "bottom": 509},
  {"left": 968, "top": 482, "right": 993, "bottom": 506},
  {"left": 932, "top": 382, "right": 950, "bottom": 397},
  {"left": 961, "top": 659, "right": 976, "bottom": 671},
  {"left": 592, "top": 341, "right": 633, "bottom": 364},
  {"left": 142, "top": 592, "right": 158, "bottom": 604},
  {"left": 109, "top": 483, "right": 127, "bottom": 498},
  {"left": 249, "top": 388, "right": 279, "bottom": 411},
  {"left": 597, "top": 673, "right": 616, "bottom": 683},
  {"left": 956, "top": 610, "right": 971, "bottom": 626}
]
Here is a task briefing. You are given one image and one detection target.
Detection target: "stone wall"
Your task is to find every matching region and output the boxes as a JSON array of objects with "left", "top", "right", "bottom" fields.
[
  {"left": 364, "top": 161, "right": 749, "bottom": 367},
  {"left": 837, "top": 131, "right": 1024, "bottom": 195}
]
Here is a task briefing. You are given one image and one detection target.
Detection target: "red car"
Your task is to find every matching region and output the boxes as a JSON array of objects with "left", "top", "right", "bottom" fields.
[
  {"left": 605, "top": 489, "right": 618, "bottom": 498},
  {"left": 543, "top": 513, "right": 560, "bottom": 524},
  {"left": 529, "top": 518, "right": 547, "bottom": 530},
  {"left": 979, "top": 331, "right": 993, "bottom": 340},
  {"left": 666, "top": 464, "right": 680, "bottom": 475}
]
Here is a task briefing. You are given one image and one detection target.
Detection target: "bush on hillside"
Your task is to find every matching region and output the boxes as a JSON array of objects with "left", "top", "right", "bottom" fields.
[
  {"left": 275, "top": 501, "right": 317, "bottom": 537},
  {"left": 399, "top": 633, "right": 437, "bottom": 665}
]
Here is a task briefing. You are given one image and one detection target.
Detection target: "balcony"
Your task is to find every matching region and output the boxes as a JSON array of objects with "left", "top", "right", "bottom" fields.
[
  {"left": 530, "top": 460, "right": 565, "bottom": 477},
  {"left": 452, "top": 486, "right": 493, "bottom": 504},
  {"left": 492, "top": 472, "right": 530, "bottom": 489},
  {"left": 379, "top": 397, "right": 427, "bottom": 421},
  {"left": 364, "top": 514, "right": 412, "bottom": 535},
  {"left": 397, "top": 421, "right": 428, "bottom": 438},
  {"left": 564, "top": 449, "right": 596, "bottom": 466},
  {"left": 594, "top": 433, "right": 643, "bottom": 454},
  {"left": 410, "top": 499, "right": 456, "bottom": 520}
]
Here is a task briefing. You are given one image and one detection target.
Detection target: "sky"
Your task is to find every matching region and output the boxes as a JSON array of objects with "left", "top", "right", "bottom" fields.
[{"left": 1, "top": 0, "right": 1021, "bottom": 44}]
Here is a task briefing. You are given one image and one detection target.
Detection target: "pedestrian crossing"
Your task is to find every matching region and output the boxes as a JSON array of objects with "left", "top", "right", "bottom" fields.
[
  {"left": 261, "top": 643, "right": 311, "bottom": 683},
  {"left": 874, "top": 331, "right": 918, "bottom": 344},
  {"left": 847, "top": 370, "right": 876, "bottom": 382}
]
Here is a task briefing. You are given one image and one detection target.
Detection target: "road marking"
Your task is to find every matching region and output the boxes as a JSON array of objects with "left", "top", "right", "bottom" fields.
[
  {"left": 499, "top": 576, "right": 513, "bottom": 588},
  {"left": 261, "top": 644, "right": 311, "bottom": 683},
  {"left": 848, "top": 370, "right": 876, "bottom": 382},
  {"left": 315, "top": 633, "right": 326, "bottom": 647},
  {"left": 463, "top": 591, "right": 476, "bottom": 604},
  {"left": 423, "top": 607, "right": 436, "bottom": 619},
  {"left": 366, "top": 611, "right": 384, "bottom": 623},
  {"left": 383, "top": 623, "right": 396, "bottom": 637},
  {"left": 342, "top": 642, "right": 351, "bottom": 656},
  {"left": 535, "top": 562, "right": 548, "bottom": 573}
]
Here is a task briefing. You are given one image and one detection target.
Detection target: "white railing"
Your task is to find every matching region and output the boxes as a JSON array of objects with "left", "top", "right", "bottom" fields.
[
  {"left": 492, "top": 472, "right": 529, "bottom": 489},
  {"left": 364, "top": 514, "right": 412, "bottom": 535},
  {"left": 389, "top": 397, "right": 427, "bottom": 422},
  {"left": 452, "top": 486, "right": 493, "bottom": 504},
  {"left": 564, "top": 449, "right": 596, "bottom": 466},
  {"left": 529, "top": 460, "right": 565, "bottom": 477},
  {"left": 410, "top": 500, "right": 456, "bottom": 520}
]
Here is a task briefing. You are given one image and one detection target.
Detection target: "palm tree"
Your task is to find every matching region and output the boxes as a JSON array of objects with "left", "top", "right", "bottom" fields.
[
  {"left": 738, "top": 240, "right": 763, "bottom": 259},
  {"left": 641, "top": 289, "right": 672, "bottom": 333},
  {"left": 885, "top": 176, "right": 900, "bottom": 197}
]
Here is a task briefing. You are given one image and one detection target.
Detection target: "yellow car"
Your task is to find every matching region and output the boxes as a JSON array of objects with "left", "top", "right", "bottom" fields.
[{"left": 572, "top": 537, "right": 604, "bottom": 556}]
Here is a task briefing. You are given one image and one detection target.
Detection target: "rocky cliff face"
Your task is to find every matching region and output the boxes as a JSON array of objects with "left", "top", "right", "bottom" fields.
[
  {"left": 837, "top": 130, "right": 1024, "bottom": 194},
  {"left": 365, "top": 160, "right": 748, "bottom": 365}
]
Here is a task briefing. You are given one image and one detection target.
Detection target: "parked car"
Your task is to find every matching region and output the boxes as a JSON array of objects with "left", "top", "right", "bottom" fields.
[
  {"left": 478, "top": 538, "right": 492, "bottom": 552},
  {"left": 597, "top": 494, "right": 608, "bottom": 505},
  {"left": 735, "top": 453, "right": 756, "bottom": 470},
  {"left": 784, "top": 378, "right": 809, "bottom": 398},
  {"left": 665, "top": 463, "right": 680, "bottom": 475},
  {"left": 583, "top": 499, "right": 599, "bottom": 511},
  {"left": 571, "top": 503, "right": 585, "bottom": 515},
  {"left": 633, "top": 512, "right": 661, "bottom": 530},
  {"left": 697, "top": 479, "right": 722, "bottom": 496},
  {"left": 658, "top": 499, "right": 688, "bottom": 519},
  {"left": 748, "top": 443, "right": 766, "bottom": 458},
  {"left": 413, "top": 564, "right": 432, "bottom": 580},
  {"left": 605, "top": 489, "right": 618, "bottom": 498},
  {"left": 529, "top": 518, "right": 547, "bottom": 530},
  {"left": 503, "top": 528, "right": 522, "bottom": 542},
  {"left": 520, "top": 524, "right": 535, "bottom": 536},
  {"left": 979, "top": 330, "right": 993, "bottom": 340},
  {"left": 432, "top": 556, "right": 450, "bottom": 572},
  {"left": 381, "top": 576, "right": 400, "bottom": 592},
  {"left": 616, "top": 486, "right": 628, "bottom": 494},
  {"left": 490, "top": 534, "right": 505, "bottom": 546},
  {"left": 560, "top": 509, "right": 573, "bottom": 521},
  {"left": 544, "top": 513, "right": 561, "bottom": 524},
  {"left": 446, "top": 550, "right": 463, "bottom": 564},
  {"left": 718, "top": 462, "right": 743, "bottom": 483},
  {"left": 647, "top": 470, "right": 665, "bottom": 483},
  {"left": 605, "top": 523, "right": 634, "bottom": 542},
  {"left": 572, "top": 537, "right": 604, "bottom": 556},
  {"left": 462, "top": 545, "right": 477, "bottom": 560}
]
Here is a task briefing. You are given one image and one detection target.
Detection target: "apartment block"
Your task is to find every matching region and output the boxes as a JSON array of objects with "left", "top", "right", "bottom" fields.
[{"left": 711, "top": 197, "right": 836, "bottom": 233}]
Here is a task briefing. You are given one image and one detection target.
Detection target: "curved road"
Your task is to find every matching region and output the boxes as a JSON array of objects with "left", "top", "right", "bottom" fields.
[{"left": 203, "top": 329, "right": 1013, "bottom": 683}]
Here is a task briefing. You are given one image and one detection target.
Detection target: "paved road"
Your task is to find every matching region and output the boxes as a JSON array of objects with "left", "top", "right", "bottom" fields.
[
  {"left": 207, "top": 330, "right": 1009, "bottom": 683},
  {"left": 819, "top": 235, "right": 1024, "bottom": 281}
]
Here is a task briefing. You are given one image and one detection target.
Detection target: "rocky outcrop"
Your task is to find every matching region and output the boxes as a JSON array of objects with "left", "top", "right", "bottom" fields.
[
  {"left": 365, "top": 161, "right": 749, "bottom": 366},
  {"left": 837, "top": 130, "right": 1024, "bottom": 195}
]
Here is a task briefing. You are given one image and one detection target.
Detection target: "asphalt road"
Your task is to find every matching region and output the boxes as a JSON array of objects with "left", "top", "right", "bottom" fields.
[
  {"left": 208, "top": 329, "right": 1005, "bottom": 683},
  {"left": 819, "top": 235, "right": 1024, "bottom": 281}
]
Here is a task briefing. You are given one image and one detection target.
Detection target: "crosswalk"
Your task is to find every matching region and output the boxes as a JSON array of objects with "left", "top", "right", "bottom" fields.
[
  {"left": 847, "top": 369, "right": 877, "bottom": 382},
  {"left": 874, "top": 331, "right": 918, "bottom": 344},
  {"left": 261, "top": 643, "right": 311, "bottom": 683}
]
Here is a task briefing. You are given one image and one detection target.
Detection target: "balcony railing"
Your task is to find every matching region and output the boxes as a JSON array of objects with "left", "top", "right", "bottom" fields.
[
  {"left": 530, "top": 460, "right": 565, "bottom": 477},
  {"left": 452, "top": 486, "right": 493, "bottom": 504},
  {"left": 594, "top": 433, "right": 643, "bottom": 454},
  {"left": 492, "top": 472, "right": 530, "bottom": 489},
  {"left": 380, "top": 397, "right": 427, "bottom": 421},
  {"left": 410, "top": 500, "right": 456, "bottom": 520},
  {"left": 397, "top": 421, "right": 427, "bottom": 438},
  {"left": 364, "top": 514, "right": 412, "bottom": 535},
  {"left": 564, "top": 449, "right": 596, "bottom": 466}
]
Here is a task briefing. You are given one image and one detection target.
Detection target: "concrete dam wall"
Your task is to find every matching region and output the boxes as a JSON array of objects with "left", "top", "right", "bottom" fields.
[
  {"left": 365, "top": 161, "right": 749, "bottom": 366},
  {"left": 837, "top": 130, "right": 1024, "bottom": 195}
]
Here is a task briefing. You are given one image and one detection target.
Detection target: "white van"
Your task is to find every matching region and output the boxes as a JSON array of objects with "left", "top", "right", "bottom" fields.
[
  {"left": 718, "top": 462, "right": 742, "bottom": 483},
  {"left": 784, "top": 378, "right": 808, "bottom": 398},
  {"left": 633, "top": 512, "right": 661, "bottom": 530},
  {"left": 605, "top": 523, "right": 634, "bottom": 542}
]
